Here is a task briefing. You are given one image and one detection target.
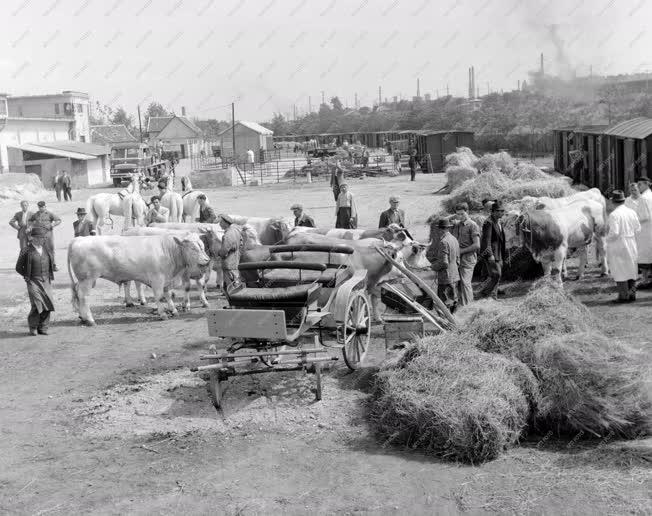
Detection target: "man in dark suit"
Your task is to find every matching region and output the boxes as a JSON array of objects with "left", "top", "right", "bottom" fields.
[
  {"left": 61, "top": 171, "right": 72, "bottom": 201},
  {"left": 478, "top": 201, "right": 506, "bottom": 300},
  {"left": 291, "top": 204, "right": 315, "bottom": 227},
  {"left": 9, "top": 200, "right": 33, "bottom": 250},
  {"left": 378, "top": 196, "right": 405, "bottom": 228}
]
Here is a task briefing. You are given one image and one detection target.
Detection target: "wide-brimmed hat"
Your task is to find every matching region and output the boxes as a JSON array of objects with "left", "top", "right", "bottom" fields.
[
  {"left": 389, "top": 196, "right": 400, "bottom": 203},
  {"left": 76, "top": 207, "right": 86, "bottom": 215},
  {"left": 30, "top": 226, "right": 47, "bottom": 237},
  {"left": 491, "top": 201, "right": 505, "bottom": 212},
  {"left": 636, "top": 176, "right": 651, "bottom": 183},
  {"left": 611, "top": 190, "right": 626, "bottom": 203},
  {"left": 218, "top": 213, "right": 233, "bottom": 224},
  {"left": 437, "top": 217, "right": 454, "bottom": 228},
  {"left": 37, "top": 201, "right": 46, "bottom": 207},
  {"left": 290, "top": 203, "right": 303, "bottom": 210}
]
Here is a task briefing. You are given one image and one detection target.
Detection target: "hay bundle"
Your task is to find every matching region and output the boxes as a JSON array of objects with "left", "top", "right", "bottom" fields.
[
  {"left": 443, "top": 170, "right": 510, "bottom": 212},
  {"left": 500, "top": 178, "right": 574, "bottom": 202},
  {"left": 503, "top": 162, "right": 550, "bottom": 181},
  {"left": 475, "top": 152, "right": 515, "bottom": 174},
  {"left": 465, "top": 281, "right": 651, "bottom": 438},
  {"left": 446, "top": 165, "right": 477, "bottom": 191},
  {"left": 371, "top": 335, "right": 537, "bottom": 463},
  {"left": 445, "top": 147, "right": 478, "bottom": 169}
]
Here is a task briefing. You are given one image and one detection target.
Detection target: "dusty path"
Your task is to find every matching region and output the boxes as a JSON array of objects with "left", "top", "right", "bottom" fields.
[{"left": 0, "top": 175, "right": 650, "bottom": 514}]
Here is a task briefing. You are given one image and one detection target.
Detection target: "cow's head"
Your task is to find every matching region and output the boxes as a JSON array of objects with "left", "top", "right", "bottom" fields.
[
  {"left": 241, "top": 223, "right": 262, "bottom": 250},
  {"left": 269, "top": 217, "right": 294, "bottom": 243},
  {"left": 174, "top": 233, "right": 211, "bottom": 267},
  {"left": 502, "top": 210, "right": 522, "bottom": 248},
  {"left": 199, "top": 228, "right": 223, "bottom": 259},
  {"left": 386, "top": 231, "right": 430, "bottom": 269}
]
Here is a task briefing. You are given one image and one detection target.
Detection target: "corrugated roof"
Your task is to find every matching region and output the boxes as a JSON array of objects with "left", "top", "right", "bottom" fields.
[
  {"left": 555, "top": 125, "right": 610, "bottom": 135},
  {"left": 17, "top": 141, "right": 109, "bottom": 160},
  {"left": 603, "top": 117, "right": 652, "bottom": 139},
  {"left": 218, "top": 121, "right": 273, "bottom": 136},
  {"left": 90, "top": 124, "right": 137, "bottom": 144}
]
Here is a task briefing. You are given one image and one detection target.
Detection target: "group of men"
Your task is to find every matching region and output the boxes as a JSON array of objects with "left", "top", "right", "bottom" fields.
[{"left": 53, "top": 170, "right": 72, "bottom": 202}]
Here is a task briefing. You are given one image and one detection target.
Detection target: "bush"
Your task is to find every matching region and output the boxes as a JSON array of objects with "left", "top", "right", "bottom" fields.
[
  {"left": 446, "top": 166, "right": 477, "bottom": 190},
  {"left": 371, "top": 335, "right": 538, "bottom": 463}
]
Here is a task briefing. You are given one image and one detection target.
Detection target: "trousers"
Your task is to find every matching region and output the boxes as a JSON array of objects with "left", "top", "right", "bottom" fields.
[
  {"left": 616, "top": 280, "right": 636, "bottom": 300},
  {"left": 64, "top": 187, "right": 72, "bottom": 201},
  {"left": 479, "top": 259, "right": 502, "bottom": 299},
  {"left": 28, "top": 307, "right": 51, "bottom": 331},
  {"left": 437, "top": 283, "right": 458, "bottom": 313},
  {"left": 458, "top": 266, "right": 475, "bottom": 306}
]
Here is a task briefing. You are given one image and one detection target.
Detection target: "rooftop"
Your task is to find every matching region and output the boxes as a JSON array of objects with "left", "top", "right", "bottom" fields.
[
  {"left": 603, "top": 117, "right": 652, "bottom": 139},
  {"left": 218, "top": 121, "right": 273, "bottom": 136},
  {"left": 147, "top": 115, "right": 203, "bottom": 136},
  {"left": 91, "top": 124, "right": 137, "bottom": 145},
  {"left": 17, "top": 140, "right": 110, "bottom": 160}
]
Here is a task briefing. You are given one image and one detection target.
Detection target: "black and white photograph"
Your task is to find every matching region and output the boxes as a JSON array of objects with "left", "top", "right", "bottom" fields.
[{"left": 0, "top": 0, "right": 650, "bottom": 513}]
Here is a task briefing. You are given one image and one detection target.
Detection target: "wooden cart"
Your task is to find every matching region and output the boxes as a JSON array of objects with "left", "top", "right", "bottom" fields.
[{"left": 191, "top": 244, "right": 372, "bottom": 409}]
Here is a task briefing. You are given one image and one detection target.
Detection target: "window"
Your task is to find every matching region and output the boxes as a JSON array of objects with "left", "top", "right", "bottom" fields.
[
  {"left": 18, "top": 107, "right": 23, "bottom": 117},
  {"left": 76, "top": 104, "right": 83, "bottom": 113},
  {"left": 80, "top": 135, "right": 86, "bottom": 142},
  {"left": 55, "top": 104, "right": 60, "bottom": 114}
]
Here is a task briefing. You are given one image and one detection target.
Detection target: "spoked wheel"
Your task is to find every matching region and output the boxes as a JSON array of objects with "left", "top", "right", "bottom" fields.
[{"left": 342, "top": 290, "right": 371, "bottom": 370}]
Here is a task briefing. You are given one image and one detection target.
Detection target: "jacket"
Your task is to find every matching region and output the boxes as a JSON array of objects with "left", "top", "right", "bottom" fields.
[
  {"left": 481, "top": 217, "right": 506, "bottom": 262},
  {"left": 10, "top": 210, "right": 33, "bottom": 240},
  {"left": 16, "top": 244, "right": 55, "bottom": 281},
  {"left": 378, "top": 208, "right": 405, "bottom": 228},
  {"left": 295, "top": 214, "right": 315, "bottom": 227}
]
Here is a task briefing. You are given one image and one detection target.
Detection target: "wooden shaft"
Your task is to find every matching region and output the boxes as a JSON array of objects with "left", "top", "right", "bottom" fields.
[{"left": 199, "top": 348, "right": 328, "bottom": 360}]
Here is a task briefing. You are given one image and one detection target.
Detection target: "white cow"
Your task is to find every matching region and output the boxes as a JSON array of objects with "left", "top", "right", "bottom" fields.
[
  {"left": 68, "top": 233, "right": 210, "bottom": 325},
  {"left": 86, "top": 173, "right": 150, "bottom": 233}
]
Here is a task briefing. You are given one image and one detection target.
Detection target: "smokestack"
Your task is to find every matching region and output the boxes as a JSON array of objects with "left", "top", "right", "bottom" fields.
[
  {"left": 468, "top": 68, "right": 472, "bottom": 98},
  {"left": 540, "top": 53, "right": 544, "bottom": 75},
  {"left": 517, "top": 80, "right": 520, "bottom": 91},
  {"left": 471, "top": 66, "right": 476, "bottom": 99},
  {"left": 417, "top": 78, "right": 420, "bottom": 97},
  {"left": 378, "top": 86, "right": 381, "bottom": 105},
  {"left": 181, "top": 106, "right": 186, "bottom": 116}
]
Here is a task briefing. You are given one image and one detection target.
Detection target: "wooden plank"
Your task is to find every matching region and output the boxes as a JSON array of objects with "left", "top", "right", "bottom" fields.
[
  {"left": 207, "top": 309, "right": 287, "bottom": 339},
  {"left": 381, "top": 284, "right": 444, "bottom": 332}
]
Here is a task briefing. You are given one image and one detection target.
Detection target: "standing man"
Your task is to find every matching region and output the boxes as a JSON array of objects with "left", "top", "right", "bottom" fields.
[
  {"left": 378, "top": 196, "right": 405, "bottom": 228},
  {"left": 635, "top": 177, "right": 652, "bottom": 282},
  {"left": 393, "top": 150, "right": 401, "bottom": 175},
  {"left": 61, "top": 170, "right": 72, "bottom": 201},
  {"left": 196, "top": 194, "right": 217, "bottom": 223},
  {"left": 15, "top": 227, "right": 55, "bottom": 336},
  {"left": 9, "top": 200, "right": 33, "bottom": 250},
  {"left": 408, "top": 149, "right": 419, "bottom": 181},
  {"left": 427, "top": 218, "right": 460, "bottom": 313},
  {"left": 73, "top": 208, "right": 96, "bottom": 236},
  {"left": 330, "top": 158, "right": 345, "bottom": 202},
  {"left": 53, "top": 171, "right": 63, "bottom": 201},
  {"left": 478, "top": 201, "right": 506, "bottom": 300},
  {"left": 291, "top": 204, "right": 315, "bottom": 227},
  {"left": 145, "top": 196, "right": 170, "bottom": 225},
  {"left": 28, "top": 201, "right": 61, "bottom": 270},
  {"left": 451, "top": 202, "right": 480, "bottom": 306},
  {"left": 246, "top": 148, "right": 255, "bottom": 171},
  {"left": 606, "top": 190, "right": 641, "bottom": 302},
  {"left": 361, "top": 146, "right": 369, "bottom": 169},
  {"left": 335, "top": 183, "right": 357, "bottom": 229},
  {"left": 217, "top": 214, "right": 243, "bottom": 289}
]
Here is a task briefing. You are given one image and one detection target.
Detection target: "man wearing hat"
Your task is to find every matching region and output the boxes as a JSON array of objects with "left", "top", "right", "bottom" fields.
[
  {"left": 426, "top": 217, "right": 460, "bottom": 313},
  {"left": 451, "top": 202, "right": 480, "bottom": 306},
  {"left": 196, "top": 194, "right": 217, "bottom": 223},
  {"left": 378, "top": 196, "right": 405, "bottom": 228},
  {"left": 73, "top": 208, "right": 96, "bottom": 237},
  {"left": 606, "top": 190, "right": 641, "bottom": 302},
  {"left": 635, "top": 177, "right": 652, "bottom": 282},
  {"left": 291, "top": 204, "right": 315, "bottom": 227},
  {"left": 330, "top": 158, "right": 345, "bottom": 202},
  {"left": 28, "top": 201, "right": 61, "bottom": 270},
  {"left": 9, "top": 200, "right": 33, "bottom": 250},
  {"left": 478, "top": 200, "right": 506, "bottom": 300},
  {"left": 335, "top": 183, "right": 357, "bottom": 229},
  {"left": 217, "top": 214, "right": 243, "bottom": 289},
  {"left": 15, "top": 226, "right": 56, "bottom": 335}
]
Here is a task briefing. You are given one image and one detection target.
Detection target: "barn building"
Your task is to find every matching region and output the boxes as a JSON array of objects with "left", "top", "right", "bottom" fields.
[
  {"left": 218, "top": 121, "right": 273, "bottom": 161},
  {"left": 553, "top": 117, "right": 652, "bottom": 192},
  {"left": 146, "top": 115, "right": 203, "bottom": 159},
  {"left": 90, "top": 124, "right": 137, "bottom": 146}
]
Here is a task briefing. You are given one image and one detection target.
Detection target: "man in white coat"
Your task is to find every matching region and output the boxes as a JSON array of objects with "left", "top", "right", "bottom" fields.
[
  {"left": 606, "top": 190, "right": 641, "bottom": 303},
  {"left": 635, "top": 177, "right": 652, "bottom": 281}
]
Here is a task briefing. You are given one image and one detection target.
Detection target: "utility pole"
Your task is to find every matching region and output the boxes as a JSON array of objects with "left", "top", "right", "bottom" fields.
[
  {"left": 231, "top": 102, "right": 236, "bottom": 160},
  {"left": 487, "top": 82, "right": 490, "bottom": 95},
  {"left": 321, "top": 91, "right": 325, "bottom": 105},
  {"left": 308, "top": 96, "right": 311, "bottom": 113},
  {"left": 137, "top": 105, "right": 143, "bottom": 143},
  {"left": 446, "top": 84, "right": 449, "bottom": 96},
  {"left": 378, "top": 86, "right": 382, "bottom": 106}
]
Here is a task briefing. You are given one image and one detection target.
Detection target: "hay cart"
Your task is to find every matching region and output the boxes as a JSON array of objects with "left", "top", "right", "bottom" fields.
[{"left": 191, "top": 244, "right": 372, "bottom": 409}]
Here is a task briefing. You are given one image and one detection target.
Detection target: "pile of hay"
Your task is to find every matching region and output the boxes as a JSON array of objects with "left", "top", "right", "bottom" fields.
[
  {"left": 442, "top": 170, "right": 511, "bottom": 212},
  {"left": 0, "top": 173, "right": 46, "bottom": 202},
  {"left": 371, "top": 335, "right": 537, "bottom": 464},
  {"left": 445, "top": 165, "right": 477, "bottom": 191},
  {"left": 445, "top": 147, "right": 478, "bottom": 169},
  {"left": 466, "top": 281, "right": 651, "bottom": 438},
  {"left": 475, "top": 151, "right": 514, "bottom": 174}
]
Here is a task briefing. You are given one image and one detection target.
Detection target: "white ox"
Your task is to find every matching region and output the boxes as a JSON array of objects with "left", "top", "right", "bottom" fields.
[
  {"left": 86, "top": 174, "right": 150, "bottom": 233},
  {"left": 520, "top": 187, "right": 606, "bottom": 211},
  {"left": 288, "top": 223, "right": 410, "bottom": 242},
  {"left": 503, "top": 198, "right": 608, "bottom": 281},
  {"left": 67, "top": 233, "right": 210, "bottom": 325},
  {"left": 122, "top": 227, "right": 223, "bottom": 310}
]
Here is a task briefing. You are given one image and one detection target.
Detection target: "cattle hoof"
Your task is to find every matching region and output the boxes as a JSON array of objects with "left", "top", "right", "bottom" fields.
[
  {"left": 81, "top": 319, "right": 96, "bottom": 327},
  {"left": 139, "top": 301, "right": 146, "bottom": 306},
  {"left": 125, "top": 302, "right": 135, "bottom": 308}
]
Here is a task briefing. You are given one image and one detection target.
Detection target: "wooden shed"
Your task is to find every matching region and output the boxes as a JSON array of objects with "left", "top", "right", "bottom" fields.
[
  {"left": 415, "top": 130, "right": 475, "bottom": 173},
  {"left": 219, "top": 121, "right": 273, "bottom": 161},
  {"left": 603, "top": 117, "right": 652, "bottom": 191}
]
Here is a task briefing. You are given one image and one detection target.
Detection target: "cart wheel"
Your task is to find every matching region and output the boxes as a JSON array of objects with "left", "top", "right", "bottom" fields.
[
  {"left": 313, "top": 363, "right": 322, "bottom": 401},
  {"left": 208, "top": 370, "right": 223, "bottom": 410},
  {"left": 342, "top": 290, "right": 371, "bottom": 370}
]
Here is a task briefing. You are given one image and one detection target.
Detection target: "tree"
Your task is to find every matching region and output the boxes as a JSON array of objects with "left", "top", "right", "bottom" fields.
[
  {"left": 193, "top": 118, "right": 229, "bottom": 139},
  {"left": 266, "top": 113, "right": 290, "bottom": 136},
  {"left": 110, "top": 107, "right": 134, "bottom": 132},
  {"left": 144, "top": 102, "right": 170, "bottom": 126}
]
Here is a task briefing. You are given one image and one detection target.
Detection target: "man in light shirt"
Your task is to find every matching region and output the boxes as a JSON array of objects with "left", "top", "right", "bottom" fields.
[
  {"left": 635, "top": 177, "right": 652, "bottom": 282},
  {"left": 335, "top": 183, "right": 357, "bottom": 229},
  {"left": 146, "top": 196, "right": 170, "bottom": 225},
  {"left": 9, "top": 200, "right": 33, "bottom": 250}
]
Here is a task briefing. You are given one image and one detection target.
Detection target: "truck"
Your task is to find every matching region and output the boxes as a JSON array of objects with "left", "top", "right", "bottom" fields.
[{"left": 109, "top": 142, "right": 173, "bottom": 187}]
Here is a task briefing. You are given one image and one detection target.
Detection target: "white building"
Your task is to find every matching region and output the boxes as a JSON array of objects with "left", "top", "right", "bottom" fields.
[
  {"left": 218, "top": 121, "right": 273, "bottom": 161},
  {"left": 0, "top": 90, "right": 91, "bottom": 174},
  {"left": 146, "top": 114, "right": 203, "bottom": 159}
]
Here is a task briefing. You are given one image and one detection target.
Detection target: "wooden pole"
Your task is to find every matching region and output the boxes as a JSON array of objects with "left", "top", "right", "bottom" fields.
[
  {"left": 137, "top": 105, "right": 143, "bottom": 143},
  {"left": 231, "top": 102, "right": 236, "bottom": 160}
]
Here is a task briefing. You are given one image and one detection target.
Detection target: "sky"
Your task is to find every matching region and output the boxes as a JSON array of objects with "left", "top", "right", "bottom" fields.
[{"left": 1, "top": 0, "right": 651, "bottom": 123}]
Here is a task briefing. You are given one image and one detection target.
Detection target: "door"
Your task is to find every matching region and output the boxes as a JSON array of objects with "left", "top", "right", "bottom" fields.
[
  {"left": 25, "top": 164, "right": 42, "bottom": 179},
  {"left": 180, "top": 144, "right": 187, "bottom": 159}
]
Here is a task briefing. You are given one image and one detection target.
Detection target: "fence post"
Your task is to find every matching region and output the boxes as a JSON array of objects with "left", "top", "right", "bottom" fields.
[
  {"left": 260, "top": 164, "right": 263, "bottom": 185},
  {"left": 276, "top": 160, "right": 279, "bottom": 182},
  {"left": 293, "top": 161, "right": 296, "bottom": 182}
]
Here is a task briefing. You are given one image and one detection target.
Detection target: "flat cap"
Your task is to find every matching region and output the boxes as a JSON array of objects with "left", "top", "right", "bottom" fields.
[
  {"left": 290, "top": 203, "right": 303, "bottom": 210},
  {"left": 218, "top": 213, "right": 233, "bottom": 224},
  {"left": 389, "top": 196, "right": 400, "bottom": 203},
  {"left": 37, "top": 201, "right": 46, "bottom": 207}
]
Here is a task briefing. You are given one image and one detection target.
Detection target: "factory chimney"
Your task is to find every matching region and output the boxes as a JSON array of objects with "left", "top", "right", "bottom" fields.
[
  {"left": 468, "top": 68, "right": 472, "bottom": 98},
  {"left": 417, "top": 78, "right": 420, "bottom": 98},
  {"left": 181, "top": 106, "right": 186, "bottom": 116},
  {"left": 540, "top": 53, "right": 544, "bottom": 75},
  {"left": 517, "top": 79, "right": 520, "bottom": 91},
  {"left": 471, "top": 66, "right": 476, "bottom": 99}
]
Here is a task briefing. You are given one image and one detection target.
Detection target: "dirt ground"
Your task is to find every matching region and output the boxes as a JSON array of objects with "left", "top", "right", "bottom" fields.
[{"left": 0, "top": 172, "right": 650, "bottom": 515}]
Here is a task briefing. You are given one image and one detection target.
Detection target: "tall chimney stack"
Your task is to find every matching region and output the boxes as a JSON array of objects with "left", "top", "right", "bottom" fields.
[
  {"left": 181, "top": 106, "right": 186, "bottom": 116},
  {"left": 468, "top": 68, "right": 472, "bottom": 98},
  {"left": 417, "top": 78, "right": 420, "bottom": 98},
  {"left": 471, "top": 66, "right": 476, "bottom": 99},
  {"left": 540, "top": 53, "right": 544, "bottom": 75},
  {"left": 517, "top": 79, "right": 520, "bottom": 91}
]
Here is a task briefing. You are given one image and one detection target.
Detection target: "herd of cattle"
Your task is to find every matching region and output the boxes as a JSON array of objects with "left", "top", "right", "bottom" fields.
[{"left": 66, "top": 179, "right": 610, "bottom": 327}]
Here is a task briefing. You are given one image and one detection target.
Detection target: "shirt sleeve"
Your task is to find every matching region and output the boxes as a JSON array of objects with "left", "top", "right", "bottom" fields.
[{"left": 607, "top": 214, "right": 620, "bottom": 240}]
